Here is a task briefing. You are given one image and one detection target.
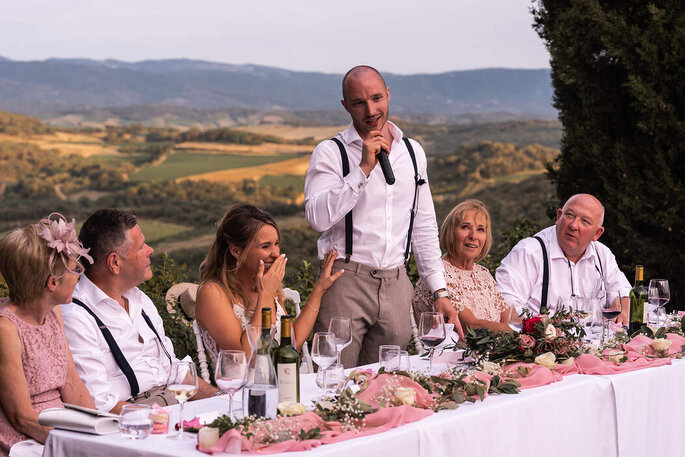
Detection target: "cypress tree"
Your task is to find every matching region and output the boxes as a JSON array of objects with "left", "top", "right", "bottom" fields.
[{"left": 532, "top": 1, "right": 685, "bottom": 306}]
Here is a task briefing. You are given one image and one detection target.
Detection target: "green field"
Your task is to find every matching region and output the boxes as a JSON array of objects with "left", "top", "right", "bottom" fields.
[
  {"left": 130, "top": 152, "right": 292, "bottom": 181},
  {"left": 72, "top": 218, "right": 190, "bottom": 245},
  {"left": 260, "top": 174, "right": 305, "bottom": 189}
]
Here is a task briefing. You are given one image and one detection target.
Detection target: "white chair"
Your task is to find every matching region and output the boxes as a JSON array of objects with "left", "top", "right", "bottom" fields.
[
  {"left": 410, "top": 309, "right": 424, "bottom": 354},
  {"left": 165, "top": 283, "right": 211, "bottom": 383},
  {"left": 283, "top": 288, "right": 315, "bottom": 373}
]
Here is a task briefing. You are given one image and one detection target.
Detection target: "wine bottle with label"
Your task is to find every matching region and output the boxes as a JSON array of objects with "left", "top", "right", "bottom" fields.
[
  {"left": 628, "top": 265, "right": 648, "bottom": 334},
  {"left": 244, "top": 307, "right": 278, "bottom": 418},
  {"left": 273, "top": 316, "right": 300, "bottom": 403}
]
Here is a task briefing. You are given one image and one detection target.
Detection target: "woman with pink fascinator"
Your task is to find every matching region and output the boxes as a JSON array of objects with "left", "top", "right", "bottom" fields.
[{"left": 0, "top": 214, "right": 95, "bottom": 456}]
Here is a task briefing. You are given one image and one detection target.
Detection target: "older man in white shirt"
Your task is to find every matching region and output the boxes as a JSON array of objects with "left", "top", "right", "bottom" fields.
[
  {"left": 496, "top": 194, "right": 630, "bottom": 322},
  {"left": 62, "top": 209, "right": 216, "bottom": 413},
  {"left": 305, "top": 65, "right": 461, "bottom": 367}
]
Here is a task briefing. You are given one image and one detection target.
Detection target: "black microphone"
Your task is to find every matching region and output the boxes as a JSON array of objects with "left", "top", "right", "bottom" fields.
[{"left": 378, "top": 148, "right": 395, "bottom": 185}]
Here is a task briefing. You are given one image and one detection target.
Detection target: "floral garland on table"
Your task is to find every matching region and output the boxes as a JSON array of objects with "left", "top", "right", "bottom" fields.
[
  {"left": 195, "top": 367, "right": 522, "bottom": 451},
  {"left": 455, "top": 309, "right": 584, "bottom": 369}
]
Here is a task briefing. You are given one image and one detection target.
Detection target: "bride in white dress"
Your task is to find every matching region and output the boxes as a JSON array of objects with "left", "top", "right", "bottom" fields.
[{"left": 195, "top": 203, "right": 342, "bottom": 366}]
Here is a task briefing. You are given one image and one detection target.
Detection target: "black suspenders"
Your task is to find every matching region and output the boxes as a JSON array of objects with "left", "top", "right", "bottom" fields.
[
  {"left": 331, "top": 138, "right": 353, "bottom": 262},
  {"left": 533, "top": 236, "right": 550, "bottom": 314},
  {"left": 72, "top": 298, "right": 173, "bottom": 398},
  {"left": 331, "top": 137, "right": 424, "bottom": 264},
  {"left": 533, "top": 236, "right": 604, "bottom": 315}
]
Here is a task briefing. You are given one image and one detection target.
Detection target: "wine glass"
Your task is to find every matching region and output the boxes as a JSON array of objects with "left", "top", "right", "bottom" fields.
[
  {"left": 328, "top": 317, "right": 352, "bottom": 365},
  {"left": 649, "top": 279, "right": 670, "bottom": 326},
  {"left": 378, "top": 345, "right": 401, "bottom": 371},
  {"left": 418, "top": 312, "right": 446, "bottom": 374},
  {"left": 311, "top": 332, "right": 337, "bottom": 397},
  {"left": 167, "top": 360, "right": 198, "bottom": 440},
  {"left": 600, "top": 293, "right": 623, "bottom": 344},
  {"left": 215, "top": 350, "right": 247, "bottom": 419}
]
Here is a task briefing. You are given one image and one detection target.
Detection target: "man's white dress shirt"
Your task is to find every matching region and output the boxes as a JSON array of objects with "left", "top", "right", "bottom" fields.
[
  {"left": 304, "top": 122, "right": 446, "bottom": 292},
  {"left": 496, "top": 226, "right": 631, "bottom": 315},
  {"left": 62, "top": 275, "right": 185, "bottom": 412}
]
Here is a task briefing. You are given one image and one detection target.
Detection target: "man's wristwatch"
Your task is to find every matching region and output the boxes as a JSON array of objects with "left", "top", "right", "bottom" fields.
[{"left": 433, "top": 289, "right": 449, "bottom": 301}]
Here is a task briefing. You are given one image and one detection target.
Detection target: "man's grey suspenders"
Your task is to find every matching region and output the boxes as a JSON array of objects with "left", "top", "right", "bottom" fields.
[
  {"left": 533, "top": 236, "right": 604, "bottom": 314},
  {"left": 331, "top": 137, "right": 425, "bottom": 264},
  {"left": 71, "top": 298, "right": 173, "bottom": 398}
]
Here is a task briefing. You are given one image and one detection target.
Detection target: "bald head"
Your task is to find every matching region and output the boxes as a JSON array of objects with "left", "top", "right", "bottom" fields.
[
  {"left": 555, "top": 193, "right": 606, "bottom": 263},
  {"left": 342, "top": 65, "right": 387, "bottom": 103},
  {"left": 562, "top": 194, "right": 604, "bottom": 226}
]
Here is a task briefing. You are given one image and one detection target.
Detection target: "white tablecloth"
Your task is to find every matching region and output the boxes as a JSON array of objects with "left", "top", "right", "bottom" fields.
[{"left": 43, "top": 357, "right": 685, "bottom": 457}]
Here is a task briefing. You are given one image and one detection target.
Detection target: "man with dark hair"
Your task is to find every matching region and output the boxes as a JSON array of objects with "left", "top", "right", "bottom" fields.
[
  {"left": 62, "top": 209, "right": 216, "bottom": 413},
  {"left": 305, "top": 65, "right": 462, "bottom": 367}
]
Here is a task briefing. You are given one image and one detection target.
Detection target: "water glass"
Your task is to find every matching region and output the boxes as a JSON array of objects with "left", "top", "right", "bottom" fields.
[
  {"left": 378, "top": 345, "right": 401, "bottom": 371},
  {"left": 119, "top": 404, "right": 153, "bottom": 439},
  {"left": 399, "top": 350, "right": 411, "bottom": 371},
  {"left": 316, "top": 363, "right": 345, "bottom": 391}
]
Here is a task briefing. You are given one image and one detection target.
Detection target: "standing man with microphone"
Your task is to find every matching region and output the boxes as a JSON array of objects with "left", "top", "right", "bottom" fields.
[{"left": 305, "top": 65, "right": 463, "bottom": 367}]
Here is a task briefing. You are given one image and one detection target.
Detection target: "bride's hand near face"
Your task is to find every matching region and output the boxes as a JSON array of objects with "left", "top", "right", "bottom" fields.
[{"left": 256, "top": 253, "right": 287, "bottom": 297}]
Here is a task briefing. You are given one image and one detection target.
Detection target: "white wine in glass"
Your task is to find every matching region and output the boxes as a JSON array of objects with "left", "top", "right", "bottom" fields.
[{"left": 167, "top": 361, "right": 198, "bottom": 440}]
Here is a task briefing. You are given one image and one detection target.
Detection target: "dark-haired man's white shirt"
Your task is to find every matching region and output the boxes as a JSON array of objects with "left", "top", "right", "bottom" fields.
[
  {"left": 62, "top": 275, "right": 187, "bottom": 412},
  {"left": 495, "top": 225, "right": 630, "bottom": 316}
]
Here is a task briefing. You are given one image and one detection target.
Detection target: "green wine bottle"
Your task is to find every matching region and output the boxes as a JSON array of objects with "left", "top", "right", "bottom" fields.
[
  {"left": 628, "top": 265, "right": 648, "bottom": 334},
  {"left": 273, "top": 316, "right": 300, "bottom": 403}
]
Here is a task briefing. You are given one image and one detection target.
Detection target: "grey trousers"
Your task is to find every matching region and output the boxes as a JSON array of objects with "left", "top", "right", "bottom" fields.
[{"left": 314, "top": 259, "right": 414, "bottom": 368}]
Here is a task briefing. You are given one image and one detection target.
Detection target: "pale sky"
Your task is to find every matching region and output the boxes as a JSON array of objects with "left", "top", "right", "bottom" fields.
[{"left": 0, "top": 0, "right": 550, "bottom": 75}]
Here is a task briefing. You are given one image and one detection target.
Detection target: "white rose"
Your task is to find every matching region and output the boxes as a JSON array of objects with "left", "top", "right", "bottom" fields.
[
  {"left": 534, "top": 352, "right": 557, "bottom": 370},
  {"left": 561, "top": 357, "right": 575, "bottom": 366},
  {"left": 480, "top": 361, "right": 502, "bottom": 376},
  {"left": 652, "top": 338, "right": 672, "bottom": 353},
  {"left": 394, "top": 387, "right": 416, "bottom": 406},
  {"left": 277, "top": 401, "right": 307, "bottom": 416},
  {"left": 608, "top": 353, "right": 625, "bottom": 364},
  {"left": 544, "top": 324, "right": 557, "bottom": 340}
]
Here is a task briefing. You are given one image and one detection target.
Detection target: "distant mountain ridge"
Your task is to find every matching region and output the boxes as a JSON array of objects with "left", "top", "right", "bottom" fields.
[{"left": 0, "top": 57, "right": 555, "bottom": 117}]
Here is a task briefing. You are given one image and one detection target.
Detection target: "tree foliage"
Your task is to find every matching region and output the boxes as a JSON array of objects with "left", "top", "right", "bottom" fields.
[
  {"left": 533, "top": 0, "right": 685, "bottom": 306},
  {"left": 0, "top": 110, "right": 52, "bottom": 135}
]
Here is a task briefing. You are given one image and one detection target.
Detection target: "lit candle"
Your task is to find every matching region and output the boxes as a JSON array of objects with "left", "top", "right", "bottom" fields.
[{"left": 198, "top": 427, "right": 219, "bottom": 448}]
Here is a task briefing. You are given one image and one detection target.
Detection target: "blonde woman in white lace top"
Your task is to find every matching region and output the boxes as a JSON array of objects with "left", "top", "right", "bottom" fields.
[
  {"left": 195, "top": 204, "right": 342, "bottom": 365},
  {"left": 413, "top": 200, "right": 514, "bottom": 333}
]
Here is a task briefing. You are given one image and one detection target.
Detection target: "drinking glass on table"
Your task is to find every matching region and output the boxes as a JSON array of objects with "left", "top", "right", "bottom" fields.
[
  {"left": 378, "top": 345, "right": 401, "bottom": 371},
  {"left": 418, "top": 312, "right": 446, "bottom": 374},
  {"left": 399, "top": 350, "right": 411, "bottom": 371},
  {"left": 311, "top": 332, "right": 337, "bottom": 397},
  {"left": 649, "top": 279, "right": 670, "bottom": 326},
  {"left": 167, "top": 360, "right": 198, "bottom": 440},
  {"left": 328, "top": 317, "right": 352, "bottom": 365},
  {"left": 119, "top": 404, "right": 153, "bottom": 439},
  {"left": 215, "top": 350, "right": 248, "bottom": 419},
  {"left": 601, "top": 293, "right": 624, "bottom": 344}
]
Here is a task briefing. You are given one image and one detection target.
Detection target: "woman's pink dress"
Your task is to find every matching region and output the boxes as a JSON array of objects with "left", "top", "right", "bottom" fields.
[{"left": 0, "top": 304, "right": 67, "bottom": 456}]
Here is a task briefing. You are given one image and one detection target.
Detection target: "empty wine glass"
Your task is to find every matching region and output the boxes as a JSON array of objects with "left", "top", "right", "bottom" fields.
[
  {"left": 215, "top": 350, "right": 248, "bottom": 419},
  {"left": 418, "top": 312, "right": 446, "bottom": 374},
  {"left": 649, "top": 279, "right": 670, "bottom": 326},
  {"left": 311, "top": 332, "right": 337, "bottom": 397},
  {"left": 328, "top": 317, "right": 352, "bottom": 365},
  {"left": 167, "top": 360, "right": 198, "bottom": 440},
  {"left": 601, "top": 293, "right": 624, "bottom": 344}
]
